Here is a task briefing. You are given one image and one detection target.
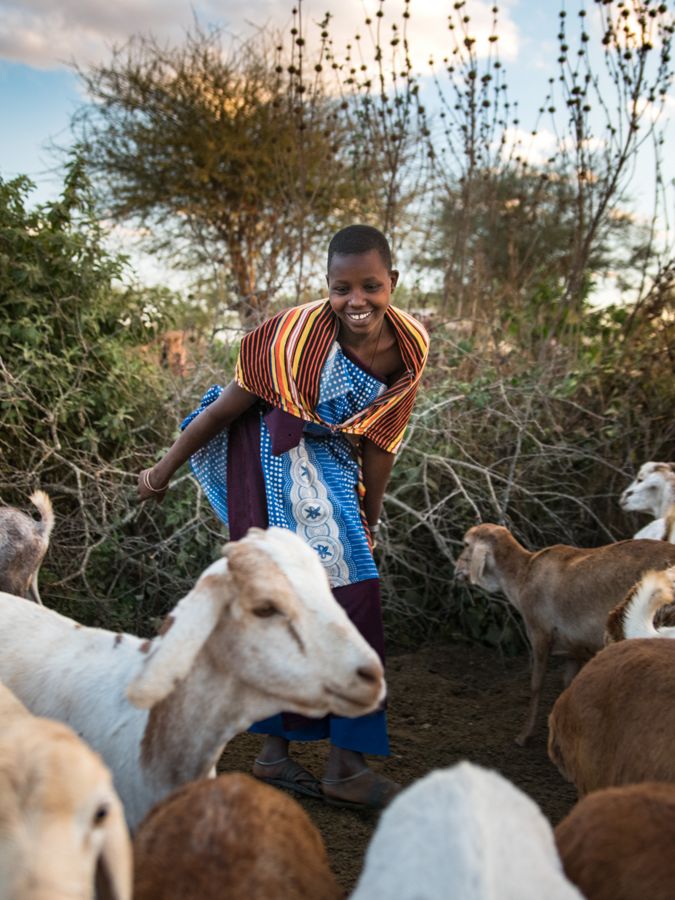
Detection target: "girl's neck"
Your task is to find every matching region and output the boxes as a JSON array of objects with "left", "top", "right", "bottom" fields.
[
  {"left": 338, "top": 322, "right": 382, "bottom": 351},
  {"left": 338, "top": 318, "right": 401, "bottom": 381}
]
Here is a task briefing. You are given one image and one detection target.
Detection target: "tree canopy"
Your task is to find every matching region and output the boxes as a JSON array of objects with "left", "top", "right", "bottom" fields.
[{"left": 74, "top": 26, "right": 384, "bottom": 327}]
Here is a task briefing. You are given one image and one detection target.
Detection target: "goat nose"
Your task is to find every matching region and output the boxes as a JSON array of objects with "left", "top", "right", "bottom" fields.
[{"left": 356, "top": 665, "right": 379, "bottom": 685}]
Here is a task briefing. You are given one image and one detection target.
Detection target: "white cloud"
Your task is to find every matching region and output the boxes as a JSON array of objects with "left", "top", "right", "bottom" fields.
[
  {"left": 0, "top": 0, "right": 253, "bottom": 69},
  {"left": 0, "top": 0, "right": 519, "bottom": 72},
  {"left": 305, "top": 0, "right": 519, "bottom": 72}
]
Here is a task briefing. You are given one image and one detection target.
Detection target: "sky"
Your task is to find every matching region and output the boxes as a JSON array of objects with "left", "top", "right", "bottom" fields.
[
  {"left": 0, "top": 0, "right": 561, "bottom": 198},
  {"left": 0, "top": 0, "right": 672, "bottom": 294}
]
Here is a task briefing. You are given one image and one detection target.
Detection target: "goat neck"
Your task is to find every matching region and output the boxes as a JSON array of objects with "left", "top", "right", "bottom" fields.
[
  {"left": 491, "top": 531, "right": 533, "bottom": 613},
  {"left": 139, "top": 643, "right": 255, "bottom": 790}
]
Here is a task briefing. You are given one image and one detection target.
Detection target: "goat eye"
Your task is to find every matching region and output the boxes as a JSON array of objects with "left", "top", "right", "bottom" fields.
[
  {"left": 92, "top": 804, "right": 109, "bottom": 826},
  {"left": 252, "top": 602, "right": 281, "bottom": 619}
]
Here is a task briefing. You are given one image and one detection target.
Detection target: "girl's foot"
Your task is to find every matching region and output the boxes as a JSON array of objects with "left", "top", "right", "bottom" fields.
[
  {"left": 321, "top": 768, "right": 401, "bottom": 809},
  {"left": 253, "top": 756, "right": 323, "bottom": 800},
  {"left": 322, "top": 746, "right": 400, "bottom": 809}
]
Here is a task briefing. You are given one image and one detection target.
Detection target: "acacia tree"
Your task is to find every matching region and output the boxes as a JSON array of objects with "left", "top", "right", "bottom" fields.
[{"left": 74, "top": 24, "right": 374, "bottom": 328}]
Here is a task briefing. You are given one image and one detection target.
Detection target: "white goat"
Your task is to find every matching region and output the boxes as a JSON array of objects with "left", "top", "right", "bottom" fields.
[
  {"left": 133, "top": 773, "right": 342, "bottom": 900},
  {"left": 0, "top": 680, "right": 131, "bottom": 900},
  {"left": 605, "top": 565, "right": 675, "bottom": 642},
  {"left": 455, "top": 523, "right": 675, "bottom": 744},
  {"left": 351, "top": 761, "right": 582, "bottom": 900},
  {"left": 0, "top": 490, "right": 54, "bottom": 604},
  {"left": 620, "top": 461, "right": 675, "bottom": 540},
  {"left": 0, "top": 526, "right": 385, "bottom": 830}
]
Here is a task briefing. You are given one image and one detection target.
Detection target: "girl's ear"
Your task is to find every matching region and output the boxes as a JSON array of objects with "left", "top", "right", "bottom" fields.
[{"left": 390, "top": 269, "right": 399, "bottom": 290}]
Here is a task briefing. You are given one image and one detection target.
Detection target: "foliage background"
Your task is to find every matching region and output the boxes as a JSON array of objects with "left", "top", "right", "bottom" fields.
[{"left": 1, "top": 0, "right": 673, "bottom": 650}]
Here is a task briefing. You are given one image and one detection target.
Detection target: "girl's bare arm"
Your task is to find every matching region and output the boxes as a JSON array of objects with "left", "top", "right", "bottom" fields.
[
  {"left": 138, "top": 381, "right": 257, "bottom": 501},
  {"left": 362, "top": 438, "right": 396, "bottom": 528}
]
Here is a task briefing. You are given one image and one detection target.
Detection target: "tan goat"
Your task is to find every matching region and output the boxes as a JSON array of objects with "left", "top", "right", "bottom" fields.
[
  {"left": 664, "top": 503, "right": 675, "bottom": 542},
  {"left": 0, "top": 680, "right": 131, "bottom": 900},
  {"left": 548, "top": 638, "right": 675, "bottom": 795},
  {"left": 133, "top": 773, "right": 342, "bottom": 900},
  {"left": 455, "top": 524, "right": 675, "bottom": 744},
  {"left": 555, "top": 781, "right": 675, "bottom": 900},
  {"left": 0, "top": 490, "right": 54, "bottom": 604}
]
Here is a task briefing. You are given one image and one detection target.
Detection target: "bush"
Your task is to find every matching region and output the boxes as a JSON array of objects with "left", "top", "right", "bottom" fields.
[
  {"left": 376, "top": 306, "right": 675, "bottom": 651},
  {"left": 0, "top": 161, "right": 223, "bottom": 629}
]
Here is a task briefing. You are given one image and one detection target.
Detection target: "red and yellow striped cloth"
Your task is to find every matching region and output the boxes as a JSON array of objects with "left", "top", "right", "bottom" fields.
[{"left": 234, "top": 299, "right": 429, "bottom": 453}]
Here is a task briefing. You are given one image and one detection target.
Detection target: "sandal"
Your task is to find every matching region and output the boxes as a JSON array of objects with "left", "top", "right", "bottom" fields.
[
  {"left": 321, "top": 769, "right": 401, "bottom": 810},
  {"left": 253, "top": 757, "right": 323, "bottom": 800}
]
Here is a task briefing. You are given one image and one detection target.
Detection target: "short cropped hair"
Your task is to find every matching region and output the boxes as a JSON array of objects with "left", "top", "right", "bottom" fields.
[{"left": 327, "top": 225, "right": 393, "bottom": 272}]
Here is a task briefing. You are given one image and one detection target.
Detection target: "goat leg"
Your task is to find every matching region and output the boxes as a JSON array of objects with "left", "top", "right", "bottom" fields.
[{"left": 516, "top": 631, "right": 551, "bottom": 746}]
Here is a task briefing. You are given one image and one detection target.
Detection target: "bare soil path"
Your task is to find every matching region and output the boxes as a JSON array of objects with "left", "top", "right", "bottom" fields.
[{"left": 218, "top": 642, "right": 578, "bottom": 894}]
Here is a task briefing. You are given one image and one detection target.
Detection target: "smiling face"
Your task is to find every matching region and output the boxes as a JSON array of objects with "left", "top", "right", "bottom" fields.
[{"left": 327, "top": 249, "right": 398, "bottom": 342}]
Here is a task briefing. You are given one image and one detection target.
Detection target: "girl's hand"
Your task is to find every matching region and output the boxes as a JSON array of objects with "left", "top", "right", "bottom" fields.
[{"left": 138, "top": 468, "right": 169, "bottom": 503}]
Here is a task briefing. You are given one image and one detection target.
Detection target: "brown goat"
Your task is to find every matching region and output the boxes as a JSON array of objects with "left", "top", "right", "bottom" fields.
[
  {"left": 0, "top": 490, "right": 54, "bottom": 603},
  {"left": 555, "top": 782, "right": 675, "bottom": 900},
  {"left": 133, "top": 773, "right": 343, "bottom": 900},
  {"left": 548, "top": 639, "right": 675, "bottom": 796},
  {"left": 455, "top": 524, "right": 675, "bottom": 744}
]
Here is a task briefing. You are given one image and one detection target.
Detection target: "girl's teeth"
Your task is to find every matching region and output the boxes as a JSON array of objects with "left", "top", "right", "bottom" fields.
[{"left": 349, "top": 311, "right": 371, "bottom": 320}]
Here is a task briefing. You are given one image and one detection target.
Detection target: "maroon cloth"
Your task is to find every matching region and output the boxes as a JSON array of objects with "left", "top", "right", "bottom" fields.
[
  {"left": 263, "top": 407, "right": 305, "bottom": 456},
  {"left": 226, "top": 405, "right": 269, "bottom": 538}
]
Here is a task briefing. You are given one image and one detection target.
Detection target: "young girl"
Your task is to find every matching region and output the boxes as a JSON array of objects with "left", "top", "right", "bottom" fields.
[{"left": 138, "top": 225, "right": 428, "bottom": 809}]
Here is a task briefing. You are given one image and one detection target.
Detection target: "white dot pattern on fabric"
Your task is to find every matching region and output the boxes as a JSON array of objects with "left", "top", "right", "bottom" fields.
[
  {"left": 181, "top": 385, "right": 230, "bottom": 526},
  {"left": 184, "top": 344, "right": 386, "bottom": 586}
]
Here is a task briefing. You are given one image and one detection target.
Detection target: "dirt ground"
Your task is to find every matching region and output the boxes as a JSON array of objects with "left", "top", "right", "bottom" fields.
[{"left": 218, "top": 641, "right": 578, "bottom": 894}]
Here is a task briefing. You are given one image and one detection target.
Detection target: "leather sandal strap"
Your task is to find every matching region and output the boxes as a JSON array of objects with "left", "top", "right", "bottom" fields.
[{"left": 321, "top": 768, "right": 370, "bottom": 785}]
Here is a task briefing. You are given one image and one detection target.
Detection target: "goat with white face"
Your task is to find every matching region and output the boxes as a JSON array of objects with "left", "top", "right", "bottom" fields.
[
  {"left": 620, "top": 462, "right": 675, "bottom": 540},
  {"left": 455, "top": 523, "right": 675, "bottom": 745},
  {"left": 0, "top": 681, "right": 131, "bottom": 900},
  {"left": 0, "top": 526, "right": 385, "bottom": 830}
]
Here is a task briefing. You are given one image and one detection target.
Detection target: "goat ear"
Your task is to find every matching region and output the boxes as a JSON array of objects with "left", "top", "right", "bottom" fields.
[
  {"left": 469, "top": 543, "right": 489, "bottom": 585},
  {"left": 95, "top": 793, "right": 132, "bottom": 900},
  {"left": 127, "top": 566, "right": 232, "bottom": 709}
]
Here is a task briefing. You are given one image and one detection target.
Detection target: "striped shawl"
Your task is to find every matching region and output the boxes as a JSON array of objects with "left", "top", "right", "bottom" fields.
[{"left": 234, "top": 299, "right": 429, "bottom": 454}]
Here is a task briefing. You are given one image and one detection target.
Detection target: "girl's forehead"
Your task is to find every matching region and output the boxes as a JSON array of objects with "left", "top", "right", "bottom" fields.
[{"left": 327, "top": 249, "right": 390, "bottom": 280}]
